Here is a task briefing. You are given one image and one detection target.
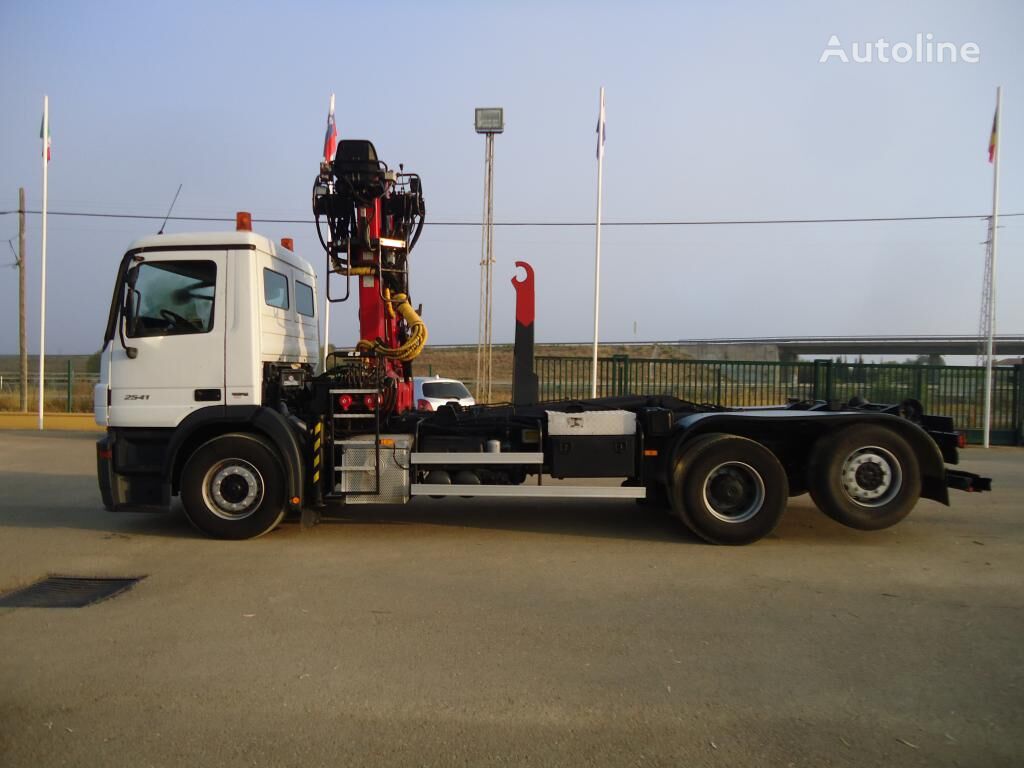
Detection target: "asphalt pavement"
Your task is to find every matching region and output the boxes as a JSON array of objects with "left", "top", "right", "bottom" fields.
[{"left": 0, "top": 431, "right": 1021, "bottom": 767}]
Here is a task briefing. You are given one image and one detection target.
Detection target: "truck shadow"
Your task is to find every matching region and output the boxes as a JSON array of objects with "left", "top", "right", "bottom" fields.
[
  {"left": 311, "top": 498, "right": 700, "bottom": 544},
  {"left": 301, "top": 495, "right": 884, "bottom": 546},
  {"left": 0, "top": 468, "right": 203, "bottom": 539},
  {"left": 0, "top": 468, "right": 904, "bottom": 546}
]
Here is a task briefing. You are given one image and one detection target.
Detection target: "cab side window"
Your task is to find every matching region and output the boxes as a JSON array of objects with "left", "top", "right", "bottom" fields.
[
  {"left": 264, "top": 268, "right": 289, "bottom": 310},
  {"left": 296, "top": 280, "right": 315, "bottom": 317}
]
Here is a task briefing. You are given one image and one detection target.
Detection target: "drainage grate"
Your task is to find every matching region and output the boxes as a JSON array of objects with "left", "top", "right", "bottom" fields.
[{"left": 0, "top": 576, "right": 145, "bottom": 608}]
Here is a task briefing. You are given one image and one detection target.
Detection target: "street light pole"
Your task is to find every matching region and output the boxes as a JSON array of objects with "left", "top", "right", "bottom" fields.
[{"left": 474, "top": 108, "right": 503, "bottom": 403}]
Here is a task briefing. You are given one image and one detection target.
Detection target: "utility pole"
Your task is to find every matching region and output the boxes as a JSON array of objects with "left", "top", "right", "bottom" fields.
[{"left": 18, "top": 187, "right": 27, "bottom": 412}]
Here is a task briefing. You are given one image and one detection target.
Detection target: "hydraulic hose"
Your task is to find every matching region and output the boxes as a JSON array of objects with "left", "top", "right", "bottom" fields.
[{"left": 356, "top": 292, "right": 427, "bottom": 362}]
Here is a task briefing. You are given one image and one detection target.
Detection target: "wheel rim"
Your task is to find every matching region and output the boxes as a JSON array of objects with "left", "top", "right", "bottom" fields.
[
  {"left": 202, "top": 459, "right": 264, "bottom": 520},
  {"left": 701, "top": 461, "right": 765, "bottom": 523},
  {"left": 840, "top": 446, "right": 902, "bottom": 508}
]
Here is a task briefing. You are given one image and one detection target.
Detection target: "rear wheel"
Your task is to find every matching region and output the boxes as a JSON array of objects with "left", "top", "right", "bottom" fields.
[
  {"left": 180, "top": 433, "right": 286, "bottom": 540},
  {"left": 669, "top": 434, "right": 788, "bottom": 545},
  {"left": 808, "top": 425, "right": 921, "bottom": 531}
]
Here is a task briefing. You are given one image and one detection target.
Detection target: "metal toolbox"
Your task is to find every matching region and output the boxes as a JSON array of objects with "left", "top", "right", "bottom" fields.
[
  {"left": 336, "top": 434, "right": 413, "bottom": 504},
  {"left": 548, "top": 435, "right": 636, "bottom": 478},
  {"left": 546, "top": 410, "right": 637, "bottom": 436}
]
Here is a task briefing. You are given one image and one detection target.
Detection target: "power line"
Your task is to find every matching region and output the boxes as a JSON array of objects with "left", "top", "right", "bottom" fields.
[{"left": 1, "top": 208, "right": 1022, "bottom": 227}]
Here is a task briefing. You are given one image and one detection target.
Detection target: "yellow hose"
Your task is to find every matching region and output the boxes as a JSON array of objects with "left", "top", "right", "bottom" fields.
[{"left": 356, "top": 292, "right": 427, "bottom": 362}]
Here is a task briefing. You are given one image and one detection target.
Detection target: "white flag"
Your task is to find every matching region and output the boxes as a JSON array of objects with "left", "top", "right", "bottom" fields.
[{"left": 596, "top": 89, "right": 606, "bottom": 159}]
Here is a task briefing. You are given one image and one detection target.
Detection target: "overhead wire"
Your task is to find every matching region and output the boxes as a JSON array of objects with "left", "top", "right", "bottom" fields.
[{"left": 1, "top": 209, "right": 1022, "bottom": 226}]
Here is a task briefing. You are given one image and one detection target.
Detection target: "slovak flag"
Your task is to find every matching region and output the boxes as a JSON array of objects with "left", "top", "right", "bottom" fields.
[
  {"left": 323, "top": 93, "right": 338, "bottom": 164},
  {"left": 40, "top": 112, "right": 51, "bottom": 162}
]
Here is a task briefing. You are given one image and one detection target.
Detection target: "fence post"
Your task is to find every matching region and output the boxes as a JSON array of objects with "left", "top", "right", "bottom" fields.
[
  {"left": 611, "top": 354, "right": 628, "bottom": 396},
  {"left": 1015, "top": 364, "right": 1024, "bottom": 446},
  {"left": 67, "top": 360, "right": 73, "bottom": 412},
  {"left": 812, "top": 359, "right": 833, "bottom": 401},
  {"left": 912, "top": 366, "right": 924, "bottom": 403}
]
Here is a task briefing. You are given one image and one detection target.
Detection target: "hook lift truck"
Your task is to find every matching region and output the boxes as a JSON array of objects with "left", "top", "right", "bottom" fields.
[{"left": 94, "top": 138, "right": 991, "bottom": 544}]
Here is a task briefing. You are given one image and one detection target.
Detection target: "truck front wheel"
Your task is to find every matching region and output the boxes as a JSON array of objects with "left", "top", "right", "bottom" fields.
[
  {"left": 807, "top": 425, "right": 921, "bottom": 531},
  {"left": 669, "top": 434, "right": 788, "bottom": 545},
  {"left": 180, "top": 433, "right": 287, "bottom": 540}
]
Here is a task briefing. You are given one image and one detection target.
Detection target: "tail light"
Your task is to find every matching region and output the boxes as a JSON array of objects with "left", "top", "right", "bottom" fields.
[
  {"left": 417, "top": 399, "right": 434, "bottom": 411},
  {"left": 363, "top": 394, "right": 379, "bottom": 410},
  {"left": 338, "top": 394, "right": 353, "bottom": 411}
]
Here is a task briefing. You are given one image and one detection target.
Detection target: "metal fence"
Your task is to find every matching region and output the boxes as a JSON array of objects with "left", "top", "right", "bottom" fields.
[
  {"left": 4, "top": 357, "right": 1021, "bottom": 444},
  {"left": 537, "top": 356, "right": 1024, "bottom": 445}
]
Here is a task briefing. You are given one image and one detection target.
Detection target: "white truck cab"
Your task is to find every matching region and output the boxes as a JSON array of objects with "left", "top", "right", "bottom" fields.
[{"left": 96, "top": 228, "right": 319, "bottom": 429}]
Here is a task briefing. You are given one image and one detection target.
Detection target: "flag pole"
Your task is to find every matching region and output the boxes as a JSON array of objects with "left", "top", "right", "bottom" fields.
[
  {"left": 590, "top": 87, "right": 605, "bottom": 398},
  {"left": 983, "top": 86, "right": 1002, "bottom": 449},
  {"left": 323, "top": 296, "right": 330, "bottom": 372},
  {"left": 321, "top": 93, "right": 337, "bottom": 374},
  {"left": 38, "top": 94, "right": 49, "bottom": 431}
]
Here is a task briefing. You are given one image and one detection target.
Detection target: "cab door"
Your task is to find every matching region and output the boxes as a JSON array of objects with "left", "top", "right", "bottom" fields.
[{"left": 108, "top": 252, "right": 226, "bottom": 428}]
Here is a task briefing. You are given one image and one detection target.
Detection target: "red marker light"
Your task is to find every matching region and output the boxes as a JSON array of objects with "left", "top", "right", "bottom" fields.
[
  {"left": 338, "top": 394, "right": 353, "bottom": 411},
  {"left": 363, "top": 394, "right": 378, "bottom": 410}
]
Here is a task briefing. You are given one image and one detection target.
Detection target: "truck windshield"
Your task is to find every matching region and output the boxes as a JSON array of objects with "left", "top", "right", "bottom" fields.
[
  {"left": 127, "top": 260, "right": 216, "bottom": 337},
  {"left": 423, "top": 382, "right": 471, "bottom": 399}
]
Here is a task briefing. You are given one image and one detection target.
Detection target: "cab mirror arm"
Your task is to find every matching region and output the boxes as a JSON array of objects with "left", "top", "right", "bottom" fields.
[{"left": 120, "top": 273, "right": 139, "bottom": 359}]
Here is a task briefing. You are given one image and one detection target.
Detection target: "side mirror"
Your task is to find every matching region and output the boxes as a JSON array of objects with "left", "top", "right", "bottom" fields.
[{"left": 121, "top": 268, "right": 139, "bottom": 359}]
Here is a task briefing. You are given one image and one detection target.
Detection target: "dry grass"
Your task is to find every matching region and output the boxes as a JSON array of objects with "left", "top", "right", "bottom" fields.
[{"left": 0, "top": 385, "right": 94, "bottom": 414}]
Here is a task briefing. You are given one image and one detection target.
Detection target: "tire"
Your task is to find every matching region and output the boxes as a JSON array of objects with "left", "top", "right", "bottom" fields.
[
  {"left": 180, "top": 433, "right": 287, "bottom": 540},
  {"left": 668, "top": 433, "right": 788, "bottom": 545},
  {"left": 807, "top": 425, "right": 921, "bottom": 531}
]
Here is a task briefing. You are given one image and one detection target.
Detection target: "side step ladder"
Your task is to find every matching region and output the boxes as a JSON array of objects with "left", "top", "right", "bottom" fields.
[{"left": 325, "top": 388, "right": 381, "bottom": 500}]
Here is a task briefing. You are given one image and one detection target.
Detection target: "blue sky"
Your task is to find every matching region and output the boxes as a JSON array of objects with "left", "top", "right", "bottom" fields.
[{"left": 1, "top": 0, "right": 1022, "bottom": 354}]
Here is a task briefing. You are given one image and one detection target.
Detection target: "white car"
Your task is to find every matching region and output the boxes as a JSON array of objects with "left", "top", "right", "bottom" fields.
[{"left": 413, "top": 376, "right": 475, "bottom": 410}]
